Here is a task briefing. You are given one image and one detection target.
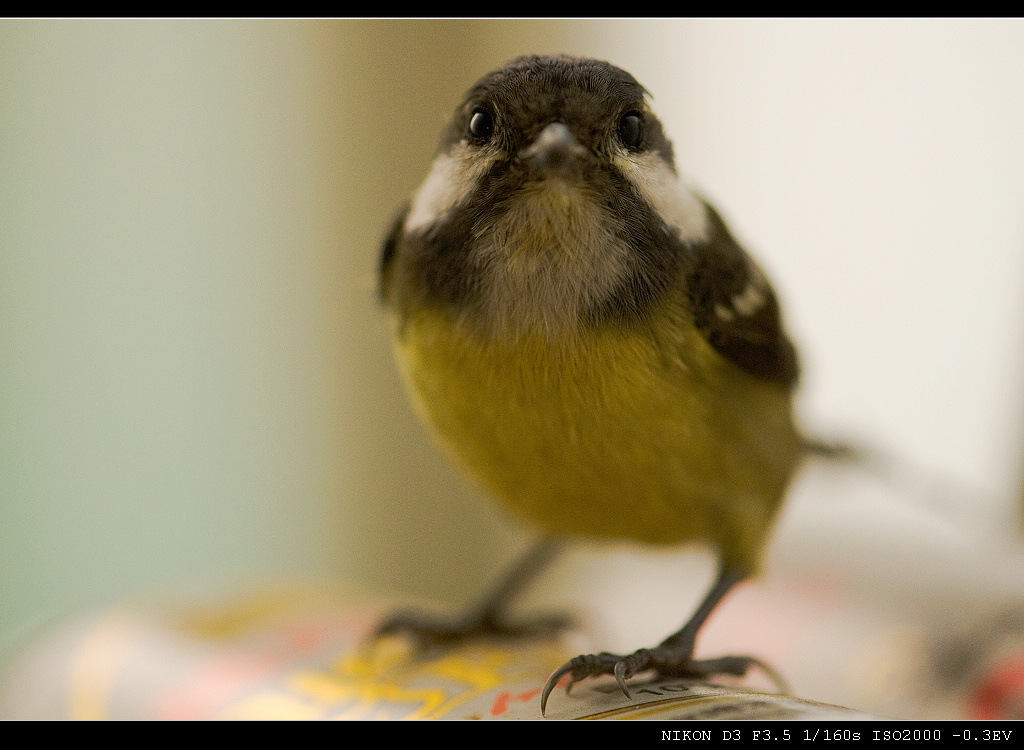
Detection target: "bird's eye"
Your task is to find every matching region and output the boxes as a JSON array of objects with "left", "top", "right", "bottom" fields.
[
  {"left": 468, "top": 109, "right": 494, "bottom": 141},
  {"left": 618, "top": 112, "right": 643, "bottom": 150}
]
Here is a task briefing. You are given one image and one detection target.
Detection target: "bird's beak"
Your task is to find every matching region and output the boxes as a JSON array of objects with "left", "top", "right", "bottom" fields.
[{"left": 522, "top": 122, "right": 588, "bottom": 180}]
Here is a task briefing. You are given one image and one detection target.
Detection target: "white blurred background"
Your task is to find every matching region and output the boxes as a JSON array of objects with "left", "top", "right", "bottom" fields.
[{"left": 2, "top": 20, "right": 1023, "bottom": 709}]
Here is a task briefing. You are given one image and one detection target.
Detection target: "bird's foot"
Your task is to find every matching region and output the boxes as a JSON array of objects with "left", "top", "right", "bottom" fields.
[
  {"left": 540, "top": 645, "right": 786, "bottom": 715},
  {"left": 375, "top": 607, "right": 573, "bottom": 651}
]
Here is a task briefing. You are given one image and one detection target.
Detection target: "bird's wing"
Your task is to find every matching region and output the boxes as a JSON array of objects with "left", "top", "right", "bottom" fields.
[
  {"left": 687, "top": 202, "right": 800, "bottom": 387},
  {"left": 378, "top": 204, "right": 409, "bottom": 306}
]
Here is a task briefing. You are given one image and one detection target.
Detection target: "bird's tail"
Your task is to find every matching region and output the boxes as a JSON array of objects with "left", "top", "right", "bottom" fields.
[
  {"left": 801, "top": 436, "right": 866, "bottom": 463},
  {"left": 800, "top": 433, "right": 992, "bottom": 529}
]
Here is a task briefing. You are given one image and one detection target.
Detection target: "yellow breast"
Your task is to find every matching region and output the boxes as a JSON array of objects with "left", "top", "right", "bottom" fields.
[{"left": 392, "top": 300, "right": 801, "bottom": 571}]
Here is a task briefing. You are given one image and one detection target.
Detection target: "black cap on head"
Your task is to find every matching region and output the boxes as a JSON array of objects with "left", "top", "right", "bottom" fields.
[{"left": 440, "top": 55, "right": 675, "bottom": 171}]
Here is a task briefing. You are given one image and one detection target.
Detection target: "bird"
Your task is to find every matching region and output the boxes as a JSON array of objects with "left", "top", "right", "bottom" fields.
[{"left": 376, "top": 54, "right": 808, "bottom": 715}]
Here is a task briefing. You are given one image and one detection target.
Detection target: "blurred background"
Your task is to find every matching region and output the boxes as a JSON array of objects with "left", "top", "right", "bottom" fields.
[{"left": 2, "top": 19, "right": 1024, "bottom": 715}]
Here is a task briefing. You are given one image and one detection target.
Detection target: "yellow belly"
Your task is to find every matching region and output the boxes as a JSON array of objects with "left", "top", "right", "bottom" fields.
[{"left": 393, "top": 302, "right": 801, "bottom": 571}]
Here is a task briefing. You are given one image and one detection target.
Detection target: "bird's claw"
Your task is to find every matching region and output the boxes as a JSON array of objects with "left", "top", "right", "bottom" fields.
[
  {"left": 539, "top": 647, "right": 785, "bottom": 716},
  {"left": 540, "top": 650, "right": 645, "bottom": 714}
]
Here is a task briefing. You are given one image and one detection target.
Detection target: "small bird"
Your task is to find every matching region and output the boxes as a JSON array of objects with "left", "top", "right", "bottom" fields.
[{"left": 377, "top": 54, "right": 807, "bottom": 714}]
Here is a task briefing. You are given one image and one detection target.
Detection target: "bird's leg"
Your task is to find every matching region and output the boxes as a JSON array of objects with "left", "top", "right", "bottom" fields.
[
  {"left": 375, "top": 537, "right": 570, "bottom": 648},
  {"left": 541, "top": 564, "right": 785, "bottom": 715}
]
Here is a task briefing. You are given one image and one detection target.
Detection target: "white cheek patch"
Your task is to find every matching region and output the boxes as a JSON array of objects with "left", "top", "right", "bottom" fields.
[
  {"left": 405, "top": 142, "right": 496, "bottom": 234},
  {"left": 611, "top": 150, "right": 709, "bottom": 245},
  {"left": 612, "top": 147, "right": 772, "bottom": 325}
]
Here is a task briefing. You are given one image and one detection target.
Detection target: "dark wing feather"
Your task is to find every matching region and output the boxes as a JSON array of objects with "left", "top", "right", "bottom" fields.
[
  {"left": 378, "top": 204, "right": 409, "bottom": 306},
  {"left": 688, "top": 202, "right": 799, "bottom": 387}
]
